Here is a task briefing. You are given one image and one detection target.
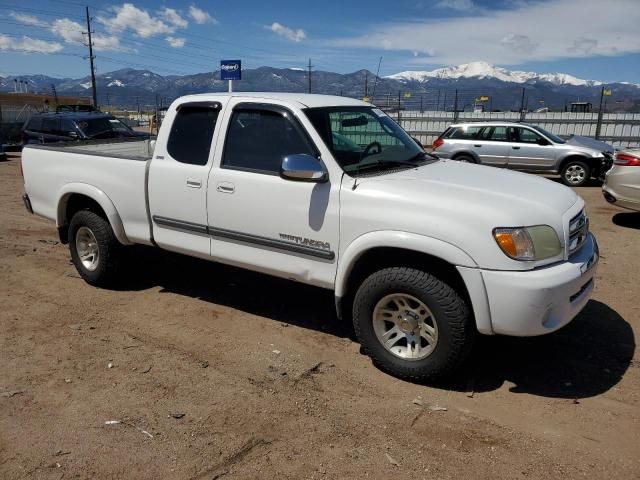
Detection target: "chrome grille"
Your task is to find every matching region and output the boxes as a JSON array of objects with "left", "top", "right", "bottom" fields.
[{"left": 568, "top": 209, "right": 588, "bottom": 255}]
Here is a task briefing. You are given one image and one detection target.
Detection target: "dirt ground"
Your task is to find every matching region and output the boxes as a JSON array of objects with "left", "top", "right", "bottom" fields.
[{"left": 1, "top": 151, "right": 638, "bottom": 480}]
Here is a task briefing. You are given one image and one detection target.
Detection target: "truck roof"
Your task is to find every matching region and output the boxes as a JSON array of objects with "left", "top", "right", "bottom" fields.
[{"left": 176, "top": 92, "right": 370, "bottom": 109}]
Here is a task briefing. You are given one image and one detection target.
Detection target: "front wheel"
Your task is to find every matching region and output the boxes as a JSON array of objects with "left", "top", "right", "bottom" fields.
[
  {"left": 560, "top": 160, "right": 591, "bottom": 187},
  {"left": 69, "top": 210, "right": 121, "bottom": 287},
  {"left": 352, "top": 267, "right": 474, "bottom": 381}
]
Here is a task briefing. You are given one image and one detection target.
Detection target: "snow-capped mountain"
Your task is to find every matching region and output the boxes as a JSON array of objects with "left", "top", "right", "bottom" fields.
[
  {"left": 387, "top": 61, "right": 602, "bottom": 87},
  {"left": 1, "top": 64, "right": 638, "bottom": 112}
]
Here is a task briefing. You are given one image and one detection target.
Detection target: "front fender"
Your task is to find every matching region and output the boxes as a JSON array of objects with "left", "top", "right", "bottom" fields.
[
  {"left": 57, "top": 183, "right": 132, "bottom": 245},
  {"left": 334, "top": 231, "right": 492, "bottom": 334},
  {"left": 335, "top": 230, "right": 477, "bottom": 297}
]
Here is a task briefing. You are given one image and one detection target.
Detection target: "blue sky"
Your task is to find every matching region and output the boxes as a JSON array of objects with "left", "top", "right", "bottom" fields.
[{"left": 1, "top": 0, "right": 639, "bottom": 82}]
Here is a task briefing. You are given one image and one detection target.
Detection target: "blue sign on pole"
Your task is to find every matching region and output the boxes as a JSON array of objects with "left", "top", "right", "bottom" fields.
[{"left": 220, "top": 60, "right": 241, "bottom": 81}]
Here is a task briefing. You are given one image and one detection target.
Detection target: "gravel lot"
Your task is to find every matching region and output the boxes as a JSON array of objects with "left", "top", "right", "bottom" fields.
[{"left": 1, "top": 151, "right": 638, "bottom": 479}]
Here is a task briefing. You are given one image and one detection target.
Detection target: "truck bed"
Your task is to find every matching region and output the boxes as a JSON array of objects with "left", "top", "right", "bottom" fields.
[
  {"left": 22, "top": 138, "right": 154, "bottom": 245},
  {"left": 27, "top": 138, "right": 155, "bottom": 160}
]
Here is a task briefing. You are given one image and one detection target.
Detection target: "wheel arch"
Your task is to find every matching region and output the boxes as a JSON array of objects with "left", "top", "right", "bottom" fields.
[
  {"left": 451, "top": 150, "right": 480, "bottom": 163},
  {"left": 556, "top": 154, "right": 596, "bottom": 174},
  {"left": 334, "top": 232, "right": 492, "bottom": 334},
  {"left": 56, "top": 184, "right": 131, "bottom": 245}
]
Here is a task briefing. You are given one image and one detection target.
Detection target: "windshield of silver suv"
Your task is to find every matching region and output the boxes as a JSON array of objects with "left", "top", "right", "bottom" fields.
[
  {"left": 305, "top": 106, "right": 431, "bottom": 174},
  {"left": 529, "top": 125, "right": 566, "bottom": 144}
]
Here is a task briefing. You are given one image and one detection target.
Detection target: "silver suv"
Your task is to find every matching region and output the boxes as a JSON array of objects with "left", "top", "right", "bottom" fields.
[{"left": 432, "top": 122, "right": 613, "bottom": 187}]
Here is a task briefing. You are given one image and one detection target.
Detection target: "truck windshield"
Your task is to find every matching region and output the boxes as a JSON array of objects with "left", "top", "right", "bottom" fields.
[
  {"left": 530, "top": 125, "right": 566, "bottom": 144},
  {"left": 304, "top": 106, "right": 432, "bottom": 174},
  {"left": 77, "top": 117, "right": 132, "bottom": 138}
]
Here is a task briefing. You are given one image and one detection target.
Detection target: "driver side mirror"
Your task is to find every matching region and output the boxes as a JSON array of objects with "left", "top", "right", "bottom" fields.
[
  {"left": 280, "top": 154, "right": 328, "bottom": 183},
  {"left": 537, "top": 137, "right": 549, "bottom": 146}
]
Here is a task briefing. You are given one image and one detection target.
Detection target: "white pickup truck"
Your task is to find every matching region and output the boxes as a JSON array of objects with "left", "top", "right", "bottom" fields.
[{"left": 22, "top": 93, "right": 599, "bottom": 381}]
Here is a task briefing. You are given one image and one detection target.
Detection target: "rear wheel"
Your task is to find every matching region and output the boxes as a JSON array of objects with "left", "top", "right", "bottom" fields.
[
  {"left": 560, "top": 160, "right": 591, "bottom": 187},
  {"left": 69, "top": 210, "right": 120, "bottom": 287},
  {"left": 352, "top": 267, "right": 474, "bottom": 381}
]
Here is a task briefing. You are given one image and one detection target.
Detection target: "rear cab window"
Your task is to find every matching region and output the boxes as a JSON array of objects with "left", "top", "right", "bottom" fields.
[{"left": 167, "top": 103, "right": 220, "bottom": 166}]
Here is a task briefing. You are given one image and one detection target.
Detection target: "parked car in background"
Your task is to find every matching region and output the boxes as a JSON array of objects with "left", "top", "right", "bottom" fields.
[
  {"left": 432, "top": 122, "right": 614, "bottom": 187},
  {"left": 603, "top": 148, "right": 640, "bottom": 212},
  {"left": 22, "top": 112, "right": 149, "bottom": 145}
]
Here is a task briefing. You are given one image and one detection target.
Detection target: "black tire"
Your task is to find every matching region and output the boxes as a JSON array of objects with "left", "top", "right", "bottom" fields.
[
  {"left": 454, "top": 154, "right": 475, "bottom": 163},
  {"left": 560, "top": 159, "right": 591, "bottom": 187},
  {"left": 352, "top": 267, "right": 474, "bottom": 382},
  {"left": 68, "top": 210, "right": 120, "bottom": 287}
]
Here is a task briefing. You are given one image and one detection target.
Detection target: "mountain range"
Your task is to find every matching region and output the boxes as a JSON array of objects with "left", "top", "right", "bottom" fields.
[{"left": 2, "top": 61, "right": 639, "bottom": 112}]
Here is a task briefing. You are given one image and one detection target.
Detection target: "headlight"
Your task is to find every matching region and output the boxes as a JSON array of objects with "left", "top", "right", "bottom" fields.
[{"left": 493, "top": 225, "right": 562, "bottom": 261}]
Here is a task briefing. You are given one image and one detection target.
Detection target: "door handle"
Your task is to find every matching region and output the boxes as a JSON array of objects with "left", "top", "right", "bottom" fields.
[
  {"left": 186, "top": 178, "right": 202, "bottom": 188},
  {"left": 473, "top": 144, "right": 482, "bottom": 147},
  {"left": 512, "top": 146, "right": 521, "bottom": 150},
  {"left": 217, "top": 182, "right": 235, "bottom": 193}
]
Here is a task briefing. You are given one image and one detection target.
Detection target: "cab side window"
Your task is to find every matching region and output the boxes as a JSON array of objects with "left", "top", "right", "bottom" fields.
[
  {"left": 167, "top": 106, "right": 219, "bottom": 166},
  {"left": 489, "top": 126, "right": 508, "bottom": 141},
  {"left": 42, "top": 118, "right": 59, "bottom": 134},
  {"left": 446, "top": 126, "right": 483, "bottom": 139},
  {"left": 516, "top": 128, "right": 542, "bottom": 144},
  {"left": 59, "top": 119, "right": 76, "bottom": 136},
  {"left": 222, "top": 109, "right": 315, "bottom": 174}
]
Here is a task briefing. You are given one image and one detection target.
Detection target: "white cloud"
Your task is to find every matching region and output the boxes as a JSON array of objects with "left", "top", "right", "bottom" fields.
[
  {"left": 166, "top": 36, "right": 186, "bottom": 48},
  {"left": 0, "top": 34, "right": 63, "bottom": 54},
  {"left": 9, "top": 12, "right": 49, "bottom": 28},
  {"left": 435, "top": 0, "right": 476, "bottom": 10},
  {"left": 161, "top": 8, "right": 188, "bottom": 29},
  {"left": 268, "top": 22, "right": 306, "bottom": 42},
  {"left": 188, "top": 5, "right": 217, "bottom": 25},
  {"left": 332, "top": 0, "right": 640, "bottom": 66},
  {"left": 50, "top": 18, "right": 123, "bottom": 51},
  {"left": 98, "top": 3, "right": 175, "bottom": 38},
  {"left": 10, "top": 12, "right": 122, "bottom": 51}
]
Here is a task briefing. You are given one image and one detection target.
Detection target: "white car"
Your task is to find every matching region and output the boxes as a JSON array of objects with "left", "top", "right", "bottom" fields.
[
  {"left": 21, "top": 93, "right": 599, "bottom": 381},
  {"left": 603, "top": 148, "right": 640, "bottom": 211}
]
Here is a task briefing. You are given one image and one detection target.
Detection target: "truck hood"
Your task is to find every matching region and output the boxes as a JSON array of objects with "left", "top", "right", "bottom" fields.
[
  {"left": 356, "top": 159, "right": 578, "bottom": 219},
  {"left": 341, "top": 159, "right": 581, "bottom": 270},
  {"left": 565, "top": 135, "right": 614, "bottom": 154}
]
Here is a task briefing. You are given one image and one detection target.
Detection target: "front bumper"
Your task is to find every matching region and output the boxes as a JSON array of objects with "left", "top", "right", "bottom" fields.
[{"left": 481, "top": 233, "right": 598, "bottom": 336}]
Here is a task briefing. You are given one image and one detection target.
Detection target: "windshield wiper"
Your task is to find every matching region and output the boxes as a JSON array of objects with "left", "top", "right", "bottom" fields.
[{"left": 349, "top": 158, "right": 422, "bottom": 174}]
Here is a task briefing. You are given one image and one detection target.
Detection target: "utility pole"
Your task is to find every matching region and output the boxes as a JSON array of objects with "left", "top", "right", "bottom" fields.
[
  {"left": 85, "top": 6, "right": 98, "bottom": 109},
  {"left": 364, "top": 71, "right": 368, "bottom": 98},
  {"left": 453, "top": 89, "right": 459, "bottom": 121},
  {"left": 371, "top": 56, "right": 383, "bottom": 99},
  {"left": 307, "top": 58, "right": 313, "bottom": 93},
  {"left": 519, "top": 87, "right": 526, "bottom": 120},
  {"left": 51, "top": 83, "right": 58, "bottom": 107},
  {"left": 595, "top": 85, "right": 606, "bottom": 140}
]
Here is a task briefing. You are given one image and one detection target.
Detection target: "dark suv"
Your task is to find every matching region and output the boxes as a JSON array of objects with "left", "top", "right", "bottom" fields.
[{"left": 22, "top": 112, "right": 149, "bottom": 144}]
